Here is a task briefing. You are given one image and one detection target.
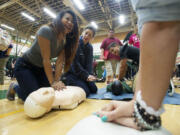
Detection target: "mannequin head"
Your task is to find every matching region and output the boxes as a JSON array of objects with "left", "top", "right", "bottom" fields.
[{"left": 24, "top": 87, "right": 55, "bottom": 118}]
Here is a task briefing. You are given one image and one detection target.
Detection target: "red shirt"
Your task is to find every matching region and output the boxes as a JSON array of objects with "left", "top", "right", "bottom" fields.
[{"left": 100, "top": 37, "right": 122, "bottom": 60}]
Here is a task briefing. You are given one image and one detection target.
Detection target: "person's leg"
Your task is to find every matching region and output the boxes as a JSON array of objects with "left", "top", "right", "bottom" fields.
[
  {"left": 0, "top": 57, "right": 8, "bottom": 85},
  {"left": 168, "top": 79, "right": 175, "bottom": 96},
  {"left": 14, "top": 68, "right": 40, "bottom": 101},
  {"left": 87, "top": 82, "right": 97, "bottom": 93},
  {"left": 36, "top": 68, "right": 50, "bottom": 87},
  {"left": 115, "top": 60, "right": 120, "bottom": 79},
  {"left": 137, "top": 21, "right": 180, "bottom": 110},
  {"left": 15, "top": 67, "right": 50, "bottom": 100},
  {"left": 105, "top": 60, "right": 113, "bottom": 83},
  {"left": 73, "top": 79, "right": 91, "bottom": 97},
  {"left": 0, "top": 59, "right": 5, "bottom": 85},
  {"left": 118, "top": 59, "right": 127, "bottom": 80},
  {"left": 64, "top": 73, "right": 91, "bottom": 97},
  {"left": 110, "top": 59, "right": 117, "bottom": 78},
  {"left": 7, "top": 58, "right": 40, "bottom": 101},
  {"left": 178, "top": 64, "right": 180, "bottom": 78}
]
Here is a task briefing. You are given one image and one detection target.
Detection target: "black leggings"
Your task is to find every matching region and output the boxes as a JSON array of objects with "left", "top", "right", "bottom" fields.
[
  {"left": 63, "top": 73, "right": 97, "bottom": 97},
  {"left": 14, "top": 57, "right": 50, "bottom": 101}
]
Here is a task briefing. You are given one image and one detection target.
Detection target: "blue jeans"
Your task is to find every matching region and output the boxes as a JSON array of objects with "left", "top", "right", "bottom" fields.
[
  {"left": 64, "top": 73, "right": 97, "bottom": 97},
  {"left": 14, "top": 57, "right": 50, "bottom": 101}
]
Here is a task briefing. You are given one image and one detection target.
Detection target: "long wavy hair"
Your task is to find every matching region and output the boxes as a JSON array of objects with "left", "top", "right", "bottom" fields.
[{"left": 49, "top": 9, "right": 79, "bottom": 72}]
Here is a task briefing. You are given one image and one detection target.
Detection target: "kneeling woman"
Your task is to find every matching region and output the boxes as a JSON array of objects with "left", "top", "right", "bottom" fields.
[
  {"left": 7, "top": 9, "right": 79, "bottom": 101},
  {"left": 63, "top": 26, "right": 97, "bottom": 96}
]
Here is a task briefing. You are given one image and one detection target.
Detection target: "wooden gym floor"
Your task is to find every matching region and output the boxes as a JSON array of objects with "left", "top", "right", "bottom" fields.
[{"left": 0, "top": 77, "right": 180, "bottom": 135}]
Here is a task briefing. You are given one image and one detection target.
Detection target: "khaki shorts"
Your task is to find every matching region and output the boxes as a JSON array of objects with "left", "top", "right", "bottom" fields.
[
  {"left": 131, "top": 0, "right": 180, "bottom": 34},
  {"left": 105, "top": 59, "right": 120, "bottom": 76}
]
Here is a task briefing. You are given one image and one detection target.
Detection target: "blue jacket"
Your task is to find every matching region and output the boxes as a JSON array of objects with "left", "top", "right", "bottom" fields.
[{"left": 69, "top": 36, "right": 93, "bottom": 81}]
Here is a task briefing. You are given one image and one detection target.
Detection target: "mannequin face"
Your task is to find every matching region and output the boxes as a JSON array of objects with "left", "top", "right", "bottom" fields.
[
  {"left": 24, "top": 87, "right": 55, "bottom": 118},
  {"left": 31, "top": 87, "right": 55, "bottom": 108}
]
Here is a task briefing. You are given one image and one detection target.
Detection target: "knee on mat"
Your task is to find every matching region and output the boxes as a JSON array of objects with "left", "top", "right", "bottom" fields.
[
  {"left": 89, "top": 84, "right": 97, "bottom": 94},
  {"left": 83, "top": 88, "right": 90, "bottom": 97},
  {"left": 90, "top": 86, "right": 97, "bottom": 93}
]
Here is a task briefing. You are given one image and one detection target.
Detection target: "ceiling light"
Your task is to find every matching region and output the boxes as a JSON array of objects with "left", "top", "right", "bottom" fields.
[
  {"left": 91, "top": 21, "right": 98, "bottom": 29},
  {"left": 73, "top": 0, "right": 85, "bottom": 10},
  {"left": 21, "top": 39, "right": 26, "bottom": 43},
  {"left": 1, "top": 24, "right": 15, "bottom": 31},
  {"left": 119, "top": 15, "right": 125, "bottom": 24},
  {"left": 21, "top": 12, "right": 35, "bottom": 21},
  {"left": 30, "top": 35, "right": 35, "bottom": 39},
  {"left": 43, "top": 8, "right": 56, "bottom": 18}
]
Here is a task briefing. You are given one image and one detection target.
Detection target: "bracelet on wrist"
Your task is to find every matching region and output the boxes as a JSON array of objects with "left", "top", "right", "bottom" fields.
[
  {"left": 133, "top": 101, "right": 161, "bottom": 131},
  {"left": 136, "top": 91, "right": 165, "bottom": 116},
  {"left": 132, "top": 91, "right": 164, "bottom": 131}
]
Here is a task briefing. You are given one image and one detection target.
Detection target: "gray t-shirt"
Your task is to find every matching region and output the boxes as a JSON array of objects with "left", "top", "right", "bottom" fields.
[{"left": 23, "top": 25, "right": 64, "bottom": 67}]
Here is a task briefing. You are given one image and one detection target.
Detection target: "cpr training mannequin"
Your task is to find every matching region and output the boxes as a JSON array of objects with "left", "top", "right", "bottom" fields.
[{"left": 24, "top": 86, "right": 86, "bottom": 118}]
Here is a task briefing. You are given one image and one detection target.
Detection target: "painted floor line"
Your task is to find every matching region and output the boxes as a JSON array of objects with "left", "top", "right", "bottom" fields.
[{"left": 0, "top": 108, "right": 24, "bottom": 119}]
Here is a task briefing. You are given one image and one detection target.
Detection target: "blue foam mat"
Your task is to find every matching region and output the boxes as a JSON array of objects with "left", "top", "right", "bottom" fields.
[{"left": 88, "top": 88, "right": 180, "bottom": 105}]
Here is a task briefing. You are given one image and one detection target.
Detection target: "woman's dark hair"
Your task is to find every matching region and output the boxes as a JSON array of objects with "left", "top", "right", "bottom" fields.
[
  {"left": 84, "top": 26, "right": 96, "bottom": 37},
  {"left": 49, "top": 9, "right": 79, "bottom": 72}
]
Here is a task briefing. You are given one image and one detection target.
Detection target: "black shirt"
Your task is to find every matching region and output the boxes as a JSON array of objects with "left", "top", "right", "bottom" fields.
[
  {"left": 120, "top": 44, "right": 140, "bottom": 64},
  {"left": 69, "top": 36, "right": 93, "bottom": 81}
]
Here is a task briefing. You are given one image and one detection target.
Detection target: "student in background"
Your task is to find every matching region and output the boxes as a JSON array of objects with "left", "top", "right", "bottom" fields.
[
  {"left": 128, "top": 26, "right": 140, "bottom": 48},
  {"left": 107, "top": 42, "right": 140, "bottom": 80},
  {"left": 0, "top": 44, "right": 13, "bottom": 85},
  {"left": 63, "top": 26, "right": 97, "bottom": 97},
  {"left": 100, "top": 29, "right": 122, "bottom": 84}
]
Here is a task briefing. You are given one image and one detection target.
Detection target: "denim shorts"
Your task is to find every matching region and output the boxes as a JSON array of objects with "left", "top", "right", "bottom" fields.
[{"left": 130, "top": 0, "right": 180, "bottom": 34}]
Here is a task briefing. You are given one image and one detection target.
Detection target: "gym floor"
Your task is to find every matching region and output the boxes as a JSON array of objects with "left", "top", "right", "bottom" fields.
[{"left": 0, "top": 77, "right": 180, "bottom": 135}]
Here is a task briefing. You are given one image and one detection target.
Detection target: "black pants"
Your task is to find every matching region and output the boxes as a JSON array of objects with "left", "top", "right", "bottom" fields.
[
  {"left": 14, "top": 57, "right": 50, "bottom": 101},
  {"left": 63, "top": 73, "right": 97, "bottom": 97}
]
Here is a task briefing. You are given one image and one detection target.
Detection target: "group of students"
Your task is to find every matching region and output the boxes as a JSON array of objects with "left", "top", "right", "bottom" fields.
[
  {"left": 6, "top": 0, "right": 180, "bottom": 132},
  {"left": 6, "top": 10, "right": 97, "bottom": 101}
]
